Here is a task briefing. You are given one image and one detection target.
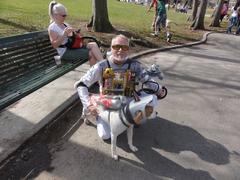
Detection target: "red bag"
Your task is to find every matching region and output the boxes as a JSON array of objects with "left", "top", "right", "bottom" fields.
[{"left": 66, "top": 32, "right": 84, "bottom": 49}]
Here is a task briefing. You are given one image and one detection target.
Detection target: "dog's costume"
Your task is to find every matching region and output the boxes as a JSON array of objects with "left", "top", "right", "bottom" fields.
[{"left": 75, "top": 56, "right": 162, "bottom": 139}]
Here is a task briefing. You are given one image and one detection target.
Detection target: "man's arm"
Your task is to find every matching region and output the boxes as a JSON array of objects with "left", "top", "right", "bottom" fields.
[
  {"left": 147, "top": 0, "right": 154, "bottom": 12},
  {"left": 75, "top": 64, "right": 102, "bottom": 109}
]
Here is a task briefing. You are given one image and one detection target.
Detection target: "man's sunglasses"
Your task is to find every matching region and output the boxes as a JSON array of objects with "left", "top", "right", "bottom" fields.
[{"left": 111, "top": 45, "right": 129, "bottom": 51}]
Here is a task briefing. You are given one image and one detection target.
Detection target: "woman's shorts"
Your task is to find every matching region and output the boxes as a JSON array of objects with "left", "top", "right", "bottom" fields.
[{"left": 61, "top": 47, "right": 89, "bottom": 63}]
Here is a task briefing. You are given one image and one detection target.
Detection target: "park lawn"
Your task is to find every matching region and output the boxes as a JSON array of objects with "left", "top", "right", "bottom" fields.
[{"left": 0, "top": 0, "right": 228, "bottom": 44}]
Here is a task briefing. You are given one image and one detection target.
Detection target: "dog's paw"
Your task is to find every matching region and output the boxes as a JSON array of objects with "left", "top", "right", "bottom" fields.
[
  {"left": 129, "top": 145, "right": 138, "bottom": 152},
  {"left": 112, "top": 154, "right": 119, "bottom": 161}
]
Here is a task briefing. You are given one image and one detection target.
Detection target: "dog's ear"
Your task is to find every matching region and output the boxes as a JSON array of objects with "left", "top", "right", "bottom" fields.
[{"left": 134, "top": 110, "right": 143, "bottom": 124}]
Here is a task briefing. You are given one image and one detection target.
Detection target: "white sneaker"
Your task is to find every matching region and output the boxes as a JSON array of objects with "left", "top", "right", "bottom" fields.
[
  {"left": 167, "top": 34, "right": 172, "bottom": 42},
  {"left": 150, "top": 33, "right": 158, "bottom": 37}
]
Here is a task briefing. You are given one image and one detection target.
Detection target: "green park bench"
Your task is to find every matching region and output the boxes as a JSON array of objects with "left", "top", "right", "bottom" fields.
[{"left": 0, "top": 31, "right": 100, "bottom": 111}]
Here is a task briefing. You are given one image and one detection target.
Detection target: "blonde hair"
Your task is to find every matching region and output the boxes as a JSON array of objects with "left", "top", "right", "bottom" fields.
[
  {"left": 111, "top": 34, "right": 130, "bottom": 46},
  {"left": 49, "top": 1, "right": 67, "bottom": 23}
]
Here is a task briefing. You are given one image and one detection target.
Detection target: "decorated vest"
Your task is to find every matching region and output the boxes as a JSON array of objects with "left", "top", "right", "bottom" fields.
[{"left": 102, "top": 60, "right": 136, "bottom": 97}]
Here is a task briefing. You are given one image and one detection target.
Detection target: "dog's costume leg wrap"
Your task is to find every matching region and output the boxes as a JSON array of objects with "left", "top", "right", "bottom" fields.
[
  {"left": 111, "top": 133, "right": 118, "bottom": 160},
  {"left": 127, "top": 126, "right": 138, "bottom": 152},
  {"left": 96, "top": 116, "right": 111, "bottom": 140}
]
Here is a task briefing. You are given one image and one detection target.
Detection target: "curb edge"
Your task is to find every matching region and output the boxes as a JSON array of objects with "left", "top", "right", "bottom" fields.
[{"left": 129, "top": 31, "right": 212, "bottom": 59}]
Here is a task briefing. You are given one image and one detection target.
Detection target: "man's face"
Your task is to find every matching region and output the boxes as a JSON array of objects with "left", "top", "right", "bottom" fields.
[{"left": 111, "top": 37, "right": 129, "bottom": 64}]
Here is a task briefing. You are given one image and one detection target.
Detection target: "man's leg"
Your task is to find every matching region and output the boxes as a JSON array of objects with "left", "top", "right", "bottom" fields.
[{"left": 152, "top": 15, "right": 160, "bottom": 36}]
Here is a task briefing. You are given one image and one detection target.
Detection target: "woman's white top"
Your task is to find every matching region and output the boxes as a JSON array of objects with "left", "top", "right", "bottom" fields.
[{"left": 48, "top": 22, "right": 68, "bottom": 57}]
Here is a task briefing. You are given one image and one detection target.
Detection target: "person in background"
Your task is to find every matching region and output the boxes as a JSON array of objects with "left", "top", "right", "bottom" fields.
[
  {"left": 147, "top": 0, "right": 158, "bottom": 31},
  {"left": 220, "top": 0, "right": 229, "bottom": 22},
  {"left": 48, "top": 1, "right": 103, "bottom": 66},
  {"left": 226, "top": 7, "right": 240, "bottom": 34},
  {"left": 151, "top": 0, "right": 171, "bottom": 42}
]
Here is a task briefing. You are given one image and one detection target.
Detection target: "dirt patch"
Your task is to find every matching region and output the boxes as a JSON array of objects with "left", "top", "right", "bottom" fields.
[
  {"left": 0, "top": 101, "right": 84, "bottom": 179},
  {"left": 77, "top": 22, "right": 202, "bottom": 55}
]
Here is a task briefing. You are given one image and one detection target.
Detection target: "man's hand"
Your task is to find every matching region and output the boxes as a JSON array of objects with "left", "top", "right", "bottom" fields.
[{"left": 87, "top": 104, "right": 99, "bottom": 117}]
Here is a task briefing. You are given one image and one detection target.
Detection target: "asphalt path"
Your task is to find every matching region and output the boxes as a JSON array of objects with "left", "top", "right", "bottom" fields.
[
  {"left": 36, "top": 33, "right": 240, "bottom": 180},
  {"left": 3, "top": 33, "right": 240, "bottom": 180}
]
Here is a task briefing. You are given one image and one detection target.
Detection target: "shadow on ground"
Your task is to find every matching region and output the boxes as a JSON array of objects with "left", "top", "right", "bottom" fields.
[
  {"left": 0, "top": 18, "right": 37, "bottom": 32},
  {"left": 117, "top": 117, "right": 229, "bottom": 180},
  {"left": 0, "top": 100, "right": 229, "bottom": 180}
]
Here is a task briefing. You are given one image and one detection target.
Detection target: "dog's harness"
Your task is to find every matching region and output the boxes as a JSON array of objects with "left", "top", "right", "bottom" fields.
[{"left": 119, "top": 104, "right": 138, "bottom": 128}]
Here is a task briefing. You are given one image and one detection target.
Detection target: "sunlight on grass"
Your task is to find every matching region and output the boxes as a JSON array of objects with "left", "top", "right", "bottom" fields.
[{"left": 0, "top": 0, "right": 228, "bottom": 41}]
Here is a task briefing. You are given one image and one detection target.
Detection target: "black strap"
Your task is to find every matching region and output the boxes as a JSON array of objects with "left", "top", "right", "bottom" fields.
[
  {"left": 126, "top": 59, "right": 132, "bottom": 69},
  {"left": 76, "top": 82, "right": 88, "bottom": 89},
  {"left": 106, "top": 60, "right": 111, "bottom": 68},
  {"left": 58, "top": 23, "right": 70, "bottom": 48},
  {"left": 123, "top": 104, "right": 137, "bottom": 125},
  {"left": 119, "top": 109, "right": 130, "bottom": 128}
]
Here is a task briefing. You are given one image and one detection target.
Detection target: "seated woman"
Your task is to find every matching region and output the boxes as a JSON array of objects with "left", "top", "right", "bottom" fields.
[{"left": 48, "top": 1, "right": 103, "bottom": 66}]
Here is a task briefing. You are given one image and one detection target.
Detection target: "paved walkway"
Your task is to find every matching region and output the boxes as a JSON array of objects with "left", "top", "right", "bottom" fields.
[
  {"left": 35, "top": 33, "right": 240, "bottom": 180},
  {"left": 1, "top": 33, "right": 240, "bottom": 180}
]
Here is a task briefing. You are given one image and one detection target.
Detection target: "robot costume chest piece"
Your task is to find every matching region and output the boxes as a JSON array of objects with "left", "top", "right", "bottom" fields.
[{"left": 102, "top": 68, "right": 136, "bottom": 97}]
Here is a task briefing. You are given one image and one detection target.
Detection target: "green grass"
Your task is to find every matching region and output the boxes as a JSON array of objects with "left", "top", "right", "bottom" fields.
[{"left": 0, "top": 0, "right": 228, "bottom": 43}]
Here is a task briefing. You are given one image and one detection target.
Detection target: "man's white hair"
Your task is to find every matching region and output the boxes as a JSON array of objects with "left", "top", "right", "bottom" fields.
[{"left": 111, "top": 34, "right": 130, "bottom": 46}]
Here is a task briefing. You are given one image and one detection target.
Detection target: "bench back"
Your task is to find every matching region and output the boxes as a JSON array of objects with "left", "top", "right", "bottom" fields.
[{"left": 0, "top": 31, "right": 57, "bottom": 87}]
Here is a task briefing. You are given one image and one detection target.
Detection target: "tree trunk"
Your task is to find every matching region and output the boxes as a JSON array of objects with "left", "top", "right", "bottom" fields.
[
  {"left": 92, "top": 0, "right": 114, "bottom": 32},
  {"left": 188, "top": 0, "right": 199, "bottom": 21},
  {"left": 209, "top": 0, "right": 224, "bottom": 27},
  {"left": 188, "top": 0, "right": 193, "bottom": 8},
  {"left": 191, "top": 0, "right": 208, "bottom": 30}
]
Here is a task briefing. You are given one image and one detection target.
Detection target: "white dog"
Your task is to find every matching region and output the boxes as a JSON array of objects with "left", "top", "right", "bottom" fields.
[{"left": 85, "top": 94, "right": 158, "bottom": 160}]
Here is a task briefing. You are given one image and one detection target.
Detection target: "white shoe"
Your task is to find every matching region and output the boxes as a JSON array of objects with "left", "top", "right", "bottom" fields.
[
  {"left": 150, "top": 33, "right": 158, "bottom": 37},
  {"left": 167, "top": 33, "right": 172, "bottom": 42}
]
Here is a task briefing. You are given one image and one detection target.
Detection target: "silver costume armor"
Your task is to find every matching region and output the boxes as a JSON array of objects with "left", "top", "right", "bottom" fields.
[{"left": 74, "top": 58, "right": 161, "bottom": 111}]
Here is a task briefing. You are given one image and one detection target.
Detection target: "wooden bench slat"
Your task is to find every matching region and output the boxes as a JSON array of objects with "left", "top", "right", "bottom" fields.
[
  {"left": 0, "top": 42, "right": 53, "bottom": 63},
  {"left": 0, "top": 59, "right": 87, "bottom": 110},
  {"left": 0, "top": 61, "right": 54, "bottom": 86}
]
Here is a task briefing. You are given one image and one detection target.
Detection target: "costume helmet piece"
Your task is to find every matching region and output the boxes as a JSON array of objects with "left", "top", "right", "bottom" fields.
[
  {"left": 146, "top": 64, "right": 164, "bottom": 80},
  {"left": 128, "top": 94, "right": 157, "bottom": 123}
]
